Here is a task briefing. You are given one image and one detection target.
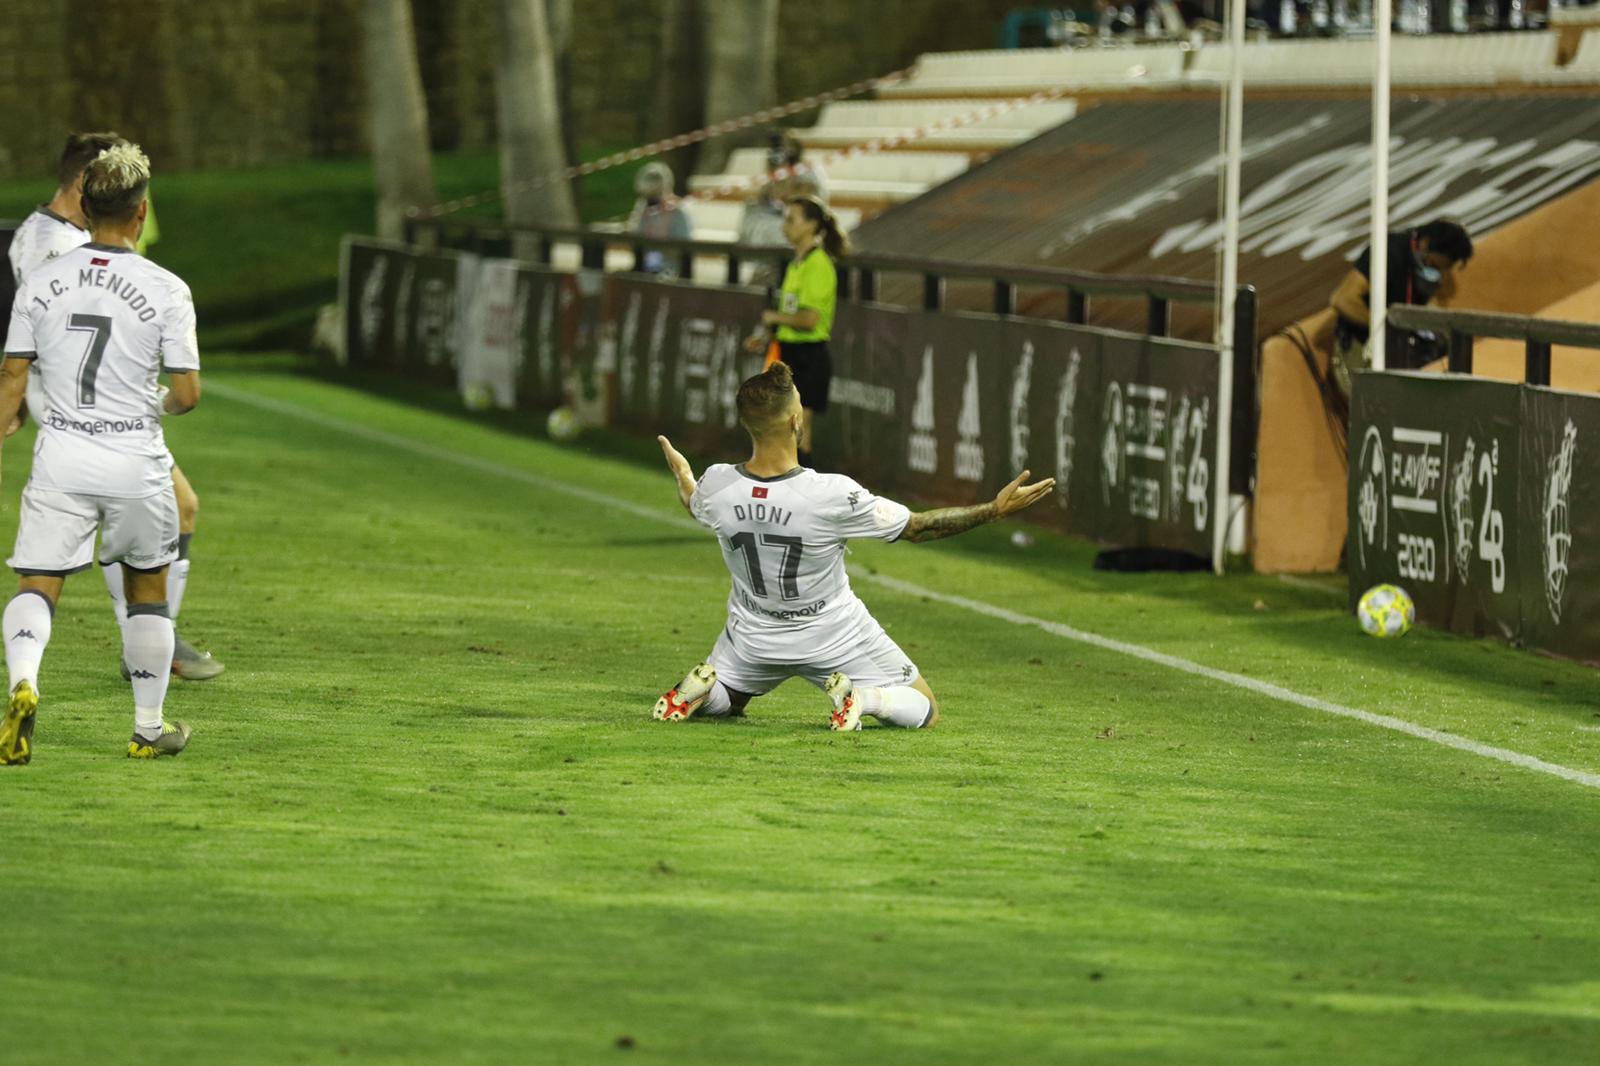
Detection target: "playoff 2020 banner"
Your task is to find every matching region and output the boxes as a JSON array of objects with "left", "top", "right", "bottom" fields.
[
  {"left": 341, "top": 240, "right": 1226, "bottom": 562},
  {"left": 1349, "top": 371, "right": 1599, "bottom": 661}
]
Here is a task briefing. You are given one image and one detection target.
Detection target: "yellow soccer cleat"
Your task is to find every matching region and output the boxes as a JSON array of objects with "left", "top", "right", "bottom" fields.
[
  {"left": 128, "top": 719, "right": 193, "bottom": 759},
  {"left": 0, "top": 680, "right": 39, "bottom": 765}
]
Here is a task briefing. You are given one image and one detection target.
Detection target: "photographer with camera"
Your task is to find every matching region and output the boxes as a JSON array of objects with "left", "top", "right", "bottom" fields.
[{"left": 1328, "top": 218, "right": 1474, "bottom": 395}]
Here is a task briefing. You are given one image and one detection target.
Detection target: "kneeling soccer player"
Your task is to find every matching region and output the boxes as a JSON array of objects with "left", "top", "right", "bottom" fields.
[{"left": 653, "top": 360, "right": 1053, "bottom": 730}]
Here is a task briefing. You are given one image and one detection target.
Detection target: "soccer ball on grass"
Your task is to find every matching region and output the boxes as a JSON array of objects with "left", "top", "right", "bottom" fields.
[
  {"left": 546, "top": 406, "right": 582, "bottom": 442},
  {"left": 1356, "top": 583, "right": 1415, "bottom": 638}
]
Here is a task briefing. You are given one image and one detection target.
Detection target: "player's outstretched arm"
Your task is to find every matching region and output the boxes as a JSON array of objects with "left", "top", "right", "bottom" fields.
[
  {"left": 899, "top": 469, "right": 1055, "bottom": 543},
  {"left": 658, "top": 435, "right": 698, "bottom": 511}
]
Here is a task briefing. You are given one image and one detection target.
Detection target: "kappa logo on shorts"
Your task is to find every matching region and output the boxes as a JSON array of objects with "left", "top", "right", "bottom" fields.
[
  {"left": 847, "top": 491, "right": 861, "bottom": 507},
  {"left": 901, "top": 664, "right": 913, "bottom": 681},
  {"left": 751, "top": 487, "right": 768, "bottom": 499}
]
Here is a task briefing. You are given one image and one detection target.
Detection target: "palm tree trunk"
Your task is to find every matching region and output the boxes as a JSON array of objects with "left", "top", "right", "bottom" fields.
[
  {"left": 654, "top": 0, "right": 705, "bottom": 191},
  {"left": 493, "top": 0, "right": 578, "bottom": 232},
  {"left": 363, "top": 0, "right": 437, "bottom": 240},
  {"left": 696, "top": 0, "right": 778, "bottom": 177}
]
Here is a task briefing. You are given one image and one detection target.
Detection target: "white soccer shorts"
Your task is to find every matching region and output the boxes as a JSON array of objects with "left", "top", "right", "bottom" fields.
[
  {"left": 707, "top": 601, "right": 920, "bottom": 697},
  {"left": 9, "top": 482, "right": 180, "bottom": 575}
]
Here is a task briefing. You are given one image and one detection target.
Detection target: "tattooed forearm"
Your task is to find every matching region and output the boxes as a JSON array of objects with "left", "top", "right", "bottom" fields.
[{"left": 899, "top": 503, "right": 998, "bottom": 543}]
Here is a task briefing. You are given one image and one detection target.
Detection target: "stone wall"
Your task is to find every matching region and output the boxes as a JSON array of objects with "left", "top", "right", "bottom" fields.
[{"left": 0, "top": 0, "right": 1019, "bottom": 180}]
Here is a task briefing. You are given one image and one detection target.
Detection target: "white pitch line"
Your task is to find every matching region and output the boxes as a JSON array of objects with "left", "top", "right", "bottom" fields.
[
  {"left": 210, "top": 380, "right": 1600, "bottom": 792},
  {"left": 207, "top": 382, "right": 701, "bottom": 534}
]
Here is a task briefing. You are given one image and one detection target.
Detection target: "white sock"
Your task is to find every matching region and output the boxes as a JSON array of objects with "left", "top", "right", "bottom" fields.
[
  {"left": 123, "top": 608, "right": 174, "bottom": 737},
  {"left": 168, "top": 558, "right": 190, "bottom": 620},
  {"left": 102, "top": 562, "right": 128, "bottom": 628},
  {"left": 699, "top": 680, "right": 733, "bottom": 718},
  {"left": 3, "top": 592, "right": 53, "bottom": 693},
  {"left": 860, "top": 686, "right": 933, "bottom": 729}
]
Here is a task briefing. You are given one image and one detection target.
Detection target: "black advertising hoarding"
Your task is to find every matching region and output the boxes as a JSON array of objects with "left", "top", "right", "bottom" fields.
[
  {"left": 817, "top": 302, "right": 912, "bottom": 497},
  {"left": 1083, "top": 329, "right": 1220, "bottom": 557},
  {"left": 1348, "top": 372, "right": 1522, "bottom": 640},
  {"left": 1349, "top": 372, "right": 1600, "bottom": 661},
  {"left": 1516, "top": 387, "right": 1600, "bottom": 661},
  {"left": 511, "top": 264, "right": 574, "bottom": 408},
  {"left": 341, "top": 237, "right": 469, "bottom": 379},
  {"left": 821, "top": 307, "right": 1222, "bottom": 559},
  {"left": 601, "top": 274, "right": 768, "bottom": 456}
]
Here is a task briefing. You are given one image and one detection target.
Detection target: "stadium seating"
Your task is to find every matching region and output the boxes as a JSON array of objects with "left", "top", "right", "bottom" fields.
[
  {"left": 1527, "top": 27, "right": 1600, "bottom": 83},
  {"left": 684, "top": 31, "right": 1577, "bottom": 244},
  {"left": 796, "top": 99, "right": 1079, "bottom": 151},
  {"left": 880, "top": 46, "right": 1188, "bottom": 97},
  {"left": 1186, "top": 32, "right": 1558, "bottom": 88},
  {"left": 678, "top": 199, "right": 863, "bottom": 245}
]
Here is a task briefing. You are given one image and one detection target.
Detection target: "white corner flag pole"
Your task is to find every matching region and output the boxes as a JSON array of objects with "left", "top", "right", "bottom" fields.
[
  {"left": 1370, "top": 0, "right": 1393, "bottom": 371},
  {"left": 1213, "top": 0, "right": 1245, "bottom": 574}
]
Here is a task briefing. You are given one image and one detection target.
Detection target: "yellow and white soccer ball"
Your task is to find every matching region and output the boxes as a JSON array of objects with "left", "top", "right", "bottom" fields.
[
  {"left": 546, "top": 405, "right": 582, "bottom": 442},
  {"left": 1357, "top": 583, "right": 1415, "bottom": 638}
]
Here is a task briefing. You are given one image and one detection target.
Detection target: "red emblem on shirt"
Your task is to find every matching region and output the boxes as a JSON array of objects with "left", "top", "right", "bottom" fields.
[
  {"left": 751, "top": 487, "right": 769, "bottom": 499},
  {"left": 91, "top": 257, "right": 109, "bottom": 266}
]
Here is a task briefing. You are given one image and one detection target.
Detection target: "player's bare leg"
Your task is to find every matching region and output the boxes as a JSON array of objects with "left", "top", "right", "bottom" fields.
[
  {"left": 826, "top": 672, "right": 939, "bottom": 731},
  {"left": 123, "top": 566, "right": 191, "bottom": 758},
  {"left": 168, "top": 465, "right": 224, "bottom": 681},
  {"left": 0, "top": 576, "right": 62, "bottom": 765}
]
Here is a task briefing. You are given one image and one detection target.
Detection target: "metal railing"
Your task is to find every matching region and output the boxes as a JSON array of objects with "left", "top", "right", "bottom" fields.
[
  {"left": 1387, "top": 305, "right": 1600, "bottom": 387},
  {"left": 404, "top": 215, "right": 1259, "bottom": 494}
]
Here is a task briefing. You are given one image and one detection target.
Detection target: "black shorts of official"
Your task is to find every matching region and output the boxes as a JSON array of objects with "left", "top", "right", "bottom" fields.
[{"left": 778, "top": 341, "right": 832, "bottom": 414}]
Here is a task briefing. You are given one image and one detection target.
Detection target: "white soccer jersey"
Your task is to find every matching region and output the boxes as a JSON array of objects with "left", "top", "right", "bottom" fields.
[
  {"left": 9, "top": 208, "right": 92, "bottom": 417},
  {"left": 4, "top": 243, "right": 198, "bottom": 498},
  {"left": 8, "top": 207, "right": 90, "bottom": 283},
  {"left": 689, "top": 464, "right": 911, "bottom": 632}
]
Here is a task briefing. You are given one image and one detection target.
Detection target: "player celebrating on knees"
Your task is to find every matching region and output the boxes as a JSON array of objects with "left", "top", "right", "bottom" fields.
[
  {"left": 653, "top": 361, "right": 1053, "bottom": 730},
  {"left": 0, "top": 143, "right": 199, "bottom": 763},
  {"left": 8, "top": 131, "right": 224, "bottom": 682}
]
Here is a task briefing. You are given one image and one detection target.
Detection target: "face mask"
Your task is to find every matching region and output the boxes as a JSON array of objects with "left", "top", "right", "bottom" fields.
[{"left": 1412, "top": 248, "right": 1442, "bottom": 285}]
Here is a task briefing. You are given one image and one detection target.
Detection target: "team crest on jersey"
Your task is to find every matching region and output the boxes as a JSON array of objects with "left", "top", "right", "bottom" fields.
[
  {"left": 751, "top": 487, "right": 768, "bottom": 499},
  {"left": 91, "top": 256, "right": 109, "bottom": 266}
]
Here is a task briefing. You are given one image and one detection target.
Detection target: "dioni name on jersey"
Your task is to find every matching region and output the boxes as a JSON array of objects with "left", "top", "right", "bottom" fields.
[{"left": 730, "top": 501, "right": 793, "bottom": 526}]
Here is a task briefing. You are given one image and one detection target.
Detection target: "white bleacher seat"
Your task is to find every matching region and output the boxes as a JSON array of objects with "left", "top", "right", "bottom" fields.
[
  {"left": 1396, "top": 31, "right": 1557, "bottom": 85},
  {"left": 1188, "top": 39, "right": 1375, "bottom": 87},
  {"left": 797, "top": 99, "right": 1077, "bottom": 150},
  {"left": 683, "top": 199, "right": 862, "bottom": 244},
  {"left": 1526, "top": 26, "right": 1600, "bottom": 83},
  {"left": 881, "top": 45, "right": 1186, "bottom": 97},
  {"left": 690, "top": 150, "right": 967, "bottom": 210},
  {"left": 1188, "top": 32, "right": 1559, "bottom": 89}
]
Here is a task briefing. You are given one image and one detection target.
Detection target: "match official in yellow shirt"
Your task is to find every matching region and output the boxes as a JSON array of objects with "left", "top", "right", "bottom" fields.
[{"left": 749, "top": 195, "right": 846, "bottom": 467}]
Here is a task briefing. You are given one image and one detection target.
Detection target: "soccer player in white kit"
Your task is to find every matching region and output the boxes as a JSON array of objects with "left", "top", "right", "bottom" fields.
[
  {"left": 653, "top": 361, "right": 1054, "bottom": 730},
  {"left": 7, "top": 132, "right": 224, "bottom": 682},
  {"left": 0, "top": 144, "right": 200, "bottom": 763}
]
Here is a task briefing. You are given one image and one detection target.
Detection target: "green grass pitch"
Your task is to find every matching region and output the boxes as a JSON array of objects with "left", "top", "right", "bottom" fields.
[{"left": 2, "top": 357, "right": 1597, "bottom": 1065}]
